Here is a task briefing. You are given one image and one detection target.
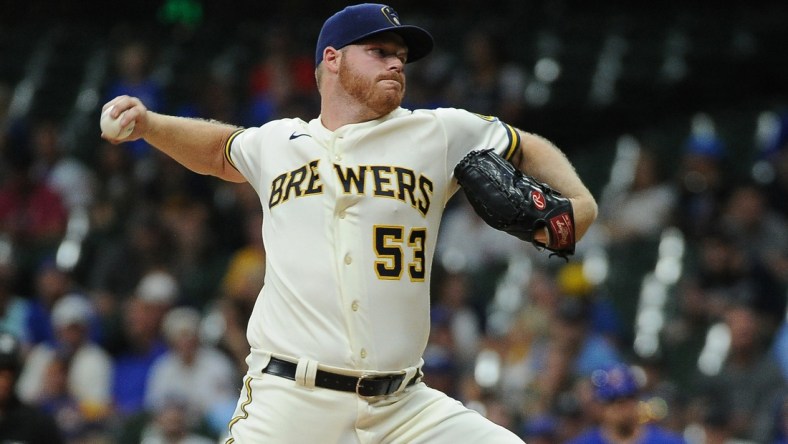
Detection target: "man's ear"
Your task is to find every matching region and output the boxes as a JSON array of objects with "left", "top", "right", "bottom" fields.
[{"left": 322, "top": 47, "right": 341, "bottom": 73}]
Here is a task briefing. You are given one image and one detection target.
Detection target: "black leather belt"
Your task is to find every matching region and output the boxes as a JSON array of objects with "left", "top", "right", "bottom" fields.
[{"left": 263, "top": 357, "right": 420, "bottom": 397}]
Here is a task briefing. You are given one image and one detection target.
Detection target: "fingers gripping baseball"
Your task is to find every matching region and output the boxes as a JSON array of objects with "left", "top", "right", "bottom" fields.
[{"left": 100, "top": 96, "right": 148, "bottom": 143}]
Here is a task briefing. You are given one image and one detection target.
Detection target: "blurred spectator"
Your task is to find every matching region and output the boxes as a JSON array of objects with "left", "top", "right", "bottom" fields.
[
  {"left": 104, "top": 39, "right": 164, "bottom": 160},
  {"left": 689, "top": 303, "right": 786, "bottom": 442},
  {"left": 525, "top": 268, "right": 563, "bottom": 317},
  {"left": 160, "top": 199, "right": 228, "bottom": 309},
  {"left": 436, "top": 194, "right": 527, "bottom": 290},
  {"left": 37, "top": 354, "right": 91, "bottom": 442},
  {"left": 430, "top": 270, "right": 481, "bottom": 373},
  {"left": 144, "top": 306, "right": 237, "bottom": 436},
  {"left": 663, "top": 207, "right": 785, "bottom": 392},
  {"left": 26, "top": 259, "right": 70, "bottom": 346},
  {"left": 483, "top": 397, "right": 520, "bottom": 434},
  {"left": 0, "top": 264, "right": 32, "bottom": 345},
  {"left": 661, "top": 261, "right": 723, "bottom": 391},
  {"left": 18, "top": 294, "right": 112, "bottom": 414},
  {"left": 17, "top": 294, "right": 112, "bottom": 443},
  {"left": 520, "top": 295, "right": 624, "bottom": 419},
  {"left": 0, "top": 331, "right": 63, "bottom": 443},
  {"left": 221, "top": 211, "right": 265, "bottom": 304},
  {"left": 144, "top": 149, "right": 214, "bottom": 205},
  {"left": 244, "top": 23, "right": 316, "bottom": 126},
  {"left": 498, "top": 308, "right": 550, "bottom": 415},
  {"left": 688, "top": 229, "right": 752, "bottom": 316},
  {"left": 177, "top": 68, "right": 242, "bottom": 124},
  {"left": 687, "top": 402, "right": 756, "bottom": 444},
  {"left": 79, "top": 141, "right": 137, "bottom": 297},
  {"left": 111, "top": 271, "right": 177, "bottom": 418},
  {"left": 556, "top": 263, "right": 623, "bottom": 344},
  {"left": 505, "top": 300, "right": 595, "bottom": 420},
  {"left": 717, "top": 182, "right": 788, "bottom": 317},
  {"left": 599, "top": 147, "right": 677, "bottom": 244},
  {"left": 211, "top": 210, "right": 264, "bottom": 370},
  {"left": 422, "top": 306, "right": 461, "bottom": 398},
  {"left": 87, "top": 210, "right": 173, "bottom": 330},
  {"left": 138, "top": 395, "right": 214, "bottom": 444},
  {"left": 635, "top": 355, "right": 686, "bottom": 433},
  {"left": 519, "top": 414, "right": 558, "bottom": 444},
  {"left": 598, "top": 147, "right": 676, "bottom": 343},
  {"left": 445, "top": 27, "right": 526, "bottom": 124},
  {"left": 548, "top": 296, "right": 623, "bottom": 378},
  {"left": 28, "top": 118, "right": 97, "bottom": 211},
  {"left": 0, "top": 143, "right": 68, "bottom": 272},
  {"left": 566, "top": 363, "right": 687, "bottom": 444},
  {"left": 400, "top": 45, "right": 453, "bottom": 110},
  {"left": 25, "top": 260, "right": 101, "bottom": 346},
  {"left": 456, "top": 372, "right": 519, "bottom": 433},
  {"left": 674, "top": 130, "right": 728, "bottom": 239},
  {"left": 553, "top": 390, "right": 592, "bottom": 443},
  {"left": 92, "top": 140, "right": 136, "bottom": 221}
]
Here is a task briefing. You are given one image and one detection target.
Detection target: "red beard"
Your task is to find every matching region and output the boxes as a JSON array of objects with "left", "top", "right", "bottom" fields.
[{"left": 338, "top": 60, "right": 405, "bottom": 117}]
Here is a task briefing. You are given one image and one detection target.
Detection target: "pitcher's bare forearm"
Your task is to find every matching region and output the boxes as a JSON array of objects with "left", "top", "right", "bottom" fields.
[
  {"left": 101, "top": 95, "right": 246, "bottom": 183},
  {"left": 512, "top": 130, "right": 598, "bottom": 240},
  {"left": 145, "top": 112, "right": 245, "bottom": 182}
]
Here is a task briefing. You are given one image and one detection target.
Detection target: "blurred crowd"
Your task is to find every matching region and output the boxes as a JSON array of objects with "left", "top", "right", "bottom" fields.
[{"left": 0, "top": 19, "right": 787, "bottom": 444}]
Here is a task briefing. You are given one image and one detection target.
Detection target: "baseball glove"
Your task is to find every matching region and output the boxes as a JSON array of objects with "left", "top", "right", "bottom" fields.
[{"left": 454, "top": 149, "right": 576, "bottom": 259}]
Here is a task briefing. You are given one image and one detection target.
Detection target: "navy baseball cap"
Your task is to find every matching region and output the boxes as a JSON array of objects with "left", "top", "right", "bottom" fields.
[
  {"left": 591, "top": 363, "right": 641, "bottom": 402},
  {"left": 315, "top": 3, "right": 434, "bottom": 65}
]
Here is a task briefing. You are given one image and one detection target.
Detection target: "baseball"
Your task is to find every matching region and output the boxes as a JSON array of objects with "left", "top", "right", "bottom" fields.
[{"left": 100, "top": 106, "right": 135, "bottom": 140}]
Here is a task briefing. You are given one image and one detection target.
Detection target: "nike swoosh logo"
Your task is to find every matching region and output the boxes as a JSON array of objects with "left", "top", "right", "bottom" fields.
[{"left": 289, "top": 132, "right": 311, "bottom": 140}]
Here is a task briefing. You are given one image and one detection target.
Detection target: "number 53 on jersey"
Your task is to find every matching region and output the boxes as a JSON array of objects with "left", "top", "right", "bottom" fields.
[{"left": 373, "top": 225, "right": 426, "bottom": 282}]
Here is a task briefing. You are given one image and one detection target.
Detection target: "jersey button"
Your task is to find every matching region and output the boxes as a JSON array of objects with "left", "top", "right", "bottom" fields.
[
  {"left": 338, "top": 211, "right": 346, "bottom": 219},
  {"left": 335, "top": 153, "right": 342, "bottom": 161},
  {"left": 360, "top": 348, "right": 367, "bottom": 359},
  {"left": 344, "top": 254, "right": 352, "bottom": 265},
  {"left": 351, "top": 301, "right": 359, "bottom": 311}
]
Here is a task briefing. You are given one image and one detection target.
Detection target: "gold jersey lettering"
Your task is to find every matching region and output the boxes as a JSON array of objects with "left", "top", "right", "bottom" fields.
[
  {"left": 333, "top": 164, "right": 433, "bottom": 217},
  {"left": 269, "top": 159, "right": 323, "bottom": 208},
  {"left": 334, "top": 165, "right": 368, "bottom": 194},
  {"left": 370, "top": 166, "right": 396, "bottom": 198}
]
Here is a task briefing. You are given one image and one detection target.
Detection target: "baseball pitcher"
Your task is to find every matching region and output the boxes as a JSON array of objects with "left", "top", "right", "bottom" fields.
[{"left": 101, "top": 3, "right": 598, "bottom": 443}]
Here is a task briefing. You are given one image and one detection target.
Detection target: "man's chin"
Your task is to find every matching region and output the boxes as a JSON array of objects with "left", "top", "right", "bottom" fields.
[{"left": 368, "top": 93, "right": 403, "bottom": 115}]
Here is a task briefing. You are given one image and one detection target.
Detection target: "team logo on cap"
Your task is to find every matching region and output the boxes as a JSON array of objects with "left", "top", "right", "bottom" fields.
[{"left": 381, "top": 6, "right": 401, "bottom": 26}]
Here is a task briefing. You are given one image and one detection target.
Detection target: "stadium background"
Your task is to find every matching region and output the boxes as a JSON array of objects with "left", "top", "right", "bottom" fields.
[{"left": 2, "top": 0, "right": 787, "bottom": 188}]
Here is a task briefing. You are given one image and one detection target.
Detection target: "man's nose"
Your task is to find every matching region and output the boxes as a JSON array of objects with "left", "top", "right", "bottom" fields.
[{"left": 388, "top": 56, "right": 404, "bottom": 72}]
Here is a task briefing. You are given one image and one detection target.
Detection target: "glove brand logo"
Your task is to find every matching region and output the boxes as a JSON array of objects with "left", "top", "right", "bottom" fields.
[
  {"left": 531, "top": 191, "right": 546, "bottom": 210},
  {"left": 549, "top": 213, "right": 574, "bottom": 249}
]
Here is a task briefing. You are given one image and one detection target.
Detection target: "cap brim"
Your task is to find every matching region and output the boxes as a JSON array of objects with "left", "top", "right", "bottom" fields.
[{"left": 351, "top": 25, "right": 434, "bottom": 64}]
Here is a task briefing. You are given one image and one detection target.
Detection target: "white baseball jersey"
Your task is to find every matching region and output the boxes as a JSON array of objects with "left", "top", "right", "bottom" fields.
[{"left": 225, "top": 107, "right": 519, "bottom": 372}]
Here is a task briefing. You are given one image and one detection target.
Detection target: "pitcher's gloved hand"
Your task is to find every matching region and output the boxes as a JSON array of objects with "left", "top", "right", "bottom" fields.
[{"left": 454, "top": 149, "right": 575, "bottom": 259}]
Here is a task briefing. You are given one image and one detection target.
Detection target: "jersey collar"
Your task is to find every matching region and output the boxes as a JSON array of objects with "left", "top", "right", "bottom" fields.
[{"left": 309, "top": 107, "right": 409, "bottom": 142}]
